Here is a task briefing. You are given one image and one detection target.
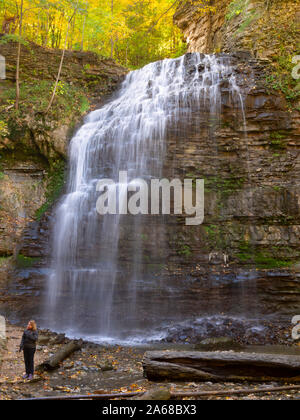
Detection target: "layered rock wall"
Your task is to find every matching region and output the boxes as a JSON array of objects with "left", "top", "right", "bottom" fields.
[{"left": 174, "top": 0, "right": 300, "bottom": 60}]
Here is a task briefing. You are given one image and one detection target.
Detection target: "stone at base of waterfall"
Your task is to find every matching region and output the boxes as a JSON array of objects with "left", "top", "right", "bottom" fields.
[
  {"left": 38, "top": 335, "right": 51, "bottom": 346},
  {"left": 49, "top": 333, "right": 66, "bottom": 345},
  {"left": 195, "top": 337, "right": 243, "bottom": 351},
  {"left": 98, "top": 362, "right": 114, "bottom": 371}
]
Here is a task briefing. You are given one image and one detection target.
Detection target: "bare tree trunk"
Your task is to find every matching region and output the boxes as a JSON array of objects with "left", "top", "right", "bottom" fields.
[
  {"left": 15, "top": 0, "right": 24, "bottom": 110},
  {"left": 45, "top": 18, "right": 71, "bottom": 114}
]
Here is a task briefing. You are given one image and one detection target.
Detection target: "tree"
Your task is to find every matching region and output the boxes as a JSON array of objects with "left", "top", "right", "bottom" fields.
[
  {"left": 45, "top": 0, "right": 86, "bottom": 113},
  {"left": 0, "top": 0, "right": 217, "bottom": 70}
]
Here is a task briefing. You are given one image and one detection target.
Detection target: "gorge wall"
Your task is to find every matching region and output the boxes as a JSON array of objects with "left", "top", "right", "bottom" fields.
[
  {"left": 170, "top": 0, "right": 300, "bottom": 269},
  {"left": 168, "top": 0, "right": 300, "bottom": 321}
]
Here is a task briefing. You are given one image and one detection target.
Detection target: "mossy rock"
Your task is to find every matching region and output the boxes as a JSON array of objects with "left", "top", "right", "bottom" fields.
[{"left": 194, "top": 336, "right": 243, "bottom": 351}]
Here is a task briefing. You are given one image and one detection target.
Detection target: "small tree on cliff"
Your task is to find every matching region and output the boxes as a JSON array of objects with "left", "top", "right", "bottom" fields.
[{"left": 45, "top": 0, "right": 85, "bottom": 114}]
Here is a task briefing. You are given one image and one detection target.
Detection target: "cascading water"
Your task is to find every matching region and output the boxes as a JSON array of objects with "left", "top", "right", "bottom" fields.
[{"left": 45, "top": 53, "right": 248, "bottom": 343}]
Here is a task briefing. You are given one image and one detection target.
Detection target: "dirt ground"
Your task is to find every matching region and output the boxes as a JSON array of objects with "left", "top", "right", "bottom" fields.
[{"left": 1, "top": 322, "right": 300, "bottom": 400}]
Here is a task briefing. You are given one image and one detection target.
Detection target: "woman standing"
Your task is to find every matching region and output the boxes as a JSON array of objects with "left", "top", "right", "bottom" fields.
[{"left": 19, "top": 320, "right": 38, "bottom": 380}]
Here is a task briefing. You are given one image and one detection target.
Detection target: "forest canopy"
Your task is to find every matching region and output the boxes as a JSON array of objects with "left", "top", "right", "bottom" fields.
[{"left": 0, "top": 0, "right": 214, "bottom": 68}]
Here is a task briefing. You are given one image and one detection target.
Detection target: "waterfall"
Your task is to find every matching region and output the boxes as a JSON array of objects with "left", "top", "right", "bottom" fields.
[{"left": 45, "top": 53, "right": 246, "bottom": 343}]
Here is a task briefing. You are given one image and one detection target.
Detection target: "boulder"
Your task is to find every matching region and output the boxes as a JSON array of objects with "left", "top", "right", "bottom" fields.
[{"left": 195, "top": 337, "right": 243, "bottom": 351}]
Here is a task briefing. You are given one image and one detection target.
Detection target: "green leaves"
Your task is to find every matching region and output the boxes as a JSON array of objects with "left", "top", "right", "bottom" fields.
[
  {"left": 226, "top": 0, "right": 249, "bottom": 21},
  {"left": 0, "top": 34, "right": 29, "bottom": 46}
]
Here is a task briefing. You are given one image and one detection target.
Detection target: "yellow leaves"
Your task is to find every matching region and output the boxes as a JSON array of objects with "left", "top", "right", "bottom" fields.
[
  {"left": 107, "top": 384, "right": 146, "bottom": 395},
  {"left": 129, "top": 383, "right": 146, "bottom": 393},
  {"left": 195, "top": 6, "right": 216, "bottom": 17},
  {"left": 192, "top": 0, "right": 216, "bottom": 17},
  {"left": 1, "top": 0, "right": 187, "bottom": 68},
  {"left": 55, "top": 385, "right": 71, "bottom": 393}
]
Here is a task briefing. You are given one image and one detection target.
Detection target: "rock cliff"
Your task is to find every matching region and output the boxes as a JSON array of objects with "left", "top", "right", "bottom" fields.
[{"left": 174, "top": 0, "right": 300, "bottom": 59}]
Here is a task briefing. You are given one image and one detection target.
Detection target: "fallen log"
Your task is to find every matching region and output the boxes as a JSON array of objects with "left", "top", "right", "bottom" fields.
[
  {"left": 19, "top": 384, "right": 300, "bottom": 400},
  {"left": 143, "top": 351, "right": 300, "bottom": 383},
  {"left": 174, "top": 384, "right": 300, "bottom": 398},
  {"left": 20, "top": 392, "right": 144, "bottom": 400},
  {"left": 36, "top": 340, "right": 82, "bottom": 372}
]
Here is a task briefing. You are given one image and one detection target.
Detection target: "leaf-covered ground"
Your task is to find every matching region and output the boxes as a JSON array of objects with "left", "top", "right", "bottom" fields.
[{"left": 1, "top": 322, "right": 300, "bottom": 400}]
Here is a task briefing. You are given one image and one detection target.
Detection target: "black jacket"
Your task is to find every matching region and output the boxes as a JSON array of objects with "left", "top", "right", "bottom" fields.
[{"left": 20, "top": 329, "right": 38, "bottom": 350}]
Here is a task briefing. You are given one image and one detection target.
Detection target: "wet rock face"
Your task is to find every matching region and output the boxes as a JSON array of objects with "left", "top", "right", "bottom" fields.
[
  {"left": 164, "top": 53, "right": 300, "bottom": 266},
  {"left": 164, "top": 54, "right": 300, "bottom": 319}
]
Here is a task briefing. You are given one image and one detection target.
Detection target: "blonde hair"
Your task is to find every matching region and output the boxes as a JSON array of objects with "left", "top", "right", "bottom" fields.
[{"left": 29, "top": 320, "right": 37, "bottom": 331}]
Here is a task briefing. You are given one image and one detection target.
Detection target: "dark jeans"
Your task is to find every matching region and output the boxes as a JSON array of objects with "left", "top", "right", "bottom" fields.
[{"left": 23, "top": 347, "right": 36, "bottom": 375}]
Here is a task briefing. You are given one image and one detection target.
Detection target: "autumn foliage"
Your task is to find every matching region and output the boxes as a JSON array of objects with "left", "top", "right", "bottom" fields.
[{"left": 0, "top": 0, "right": 200, "bottom": 68}]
